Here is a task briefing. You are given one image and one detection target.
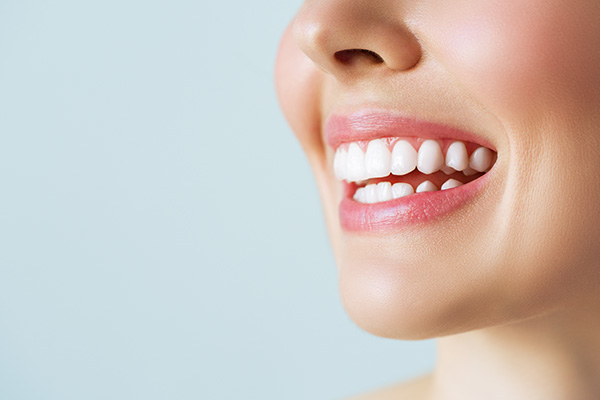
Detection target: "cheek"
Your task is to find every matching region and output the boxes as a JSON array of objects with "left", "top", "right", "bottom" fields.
[
  {"left": 274, "top": 23, "right": 325, "bottom": 159},
  {"left": 420, "top": 0, "right": 600, "bottom": 118},
  {"left": 420, "top": 0, "right": 600, "bottom": 309},
  {"left": 274, "top": 23, "right": 344, "bottom": 255}
]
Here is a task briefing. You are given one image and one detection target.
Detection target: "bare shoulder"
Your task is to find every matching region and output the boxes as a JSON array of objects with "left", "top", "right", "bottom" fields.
[{"left": 343, "top": 374, "right": 432, "bottom": 400}]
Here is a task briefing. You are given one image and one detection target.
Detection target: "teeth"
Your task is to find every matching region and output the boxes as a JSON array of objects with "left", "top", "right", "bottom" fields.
[
  {"left": 462, "top": 166, "right": 478, "bottom": 176},
  {"left": 353, "top": 182, "right": 413, "bottom": 204},
  {"left": 445, "top": 141, "right": 469, "bottom": 171},
  {"left": 417, "top": 140, "right": 444, "bottom": 174},
  {"left": 441, "top": 178, "right": 463, "bottom": 190},
  {"left": 333, "top": 147, "right": 348, "bottom": 180},
  {"left": 376, "top": 182, "right": 392, "bottom": 202},
  {"left": 391, "top": 140, "right": 417, "bottom": 176},
  {"left": 365, "top": 139, "right": 391, "bottom": 178},
  {"left": 333, "top": 138, "right": 496, "bottom": 183},
  {"left": 353, "top": 179, "right": 467, "bottom": 203},
  {"left": 440, "top": 165, "right": 456, "bottom": 175},
  {"left": 347, "top": 143, "right": 367, "bottom": 182},
  {"left": 365, "top": 183, "right": 378, "bottom": 204},
  {"left": 416, "top": 180, "right": 438, "bottom": 193},
  {"left": 392, "top": 182, "right": 414, "bottom": 199},
  {"left": 469, "top": 147, "right": 494, "bottom": 172},
  {"left": 353, "top": 187, "right": 366, "bottom": 203}
]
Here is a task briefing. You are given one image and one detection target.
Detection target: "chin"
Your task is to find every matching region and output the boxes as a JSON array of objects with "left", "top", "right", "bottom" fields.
[
  {"left": 338, "top": 269, "right": 495, "bottom": 340},
  {"left": 332, "top": 233, "right": 535, "bottom": 340},
  {"left": 336, "top": 248, "right": 595, "bottom": 340},
  {"left": 336, "top": 256, "right": 458, "bottom": 340}
]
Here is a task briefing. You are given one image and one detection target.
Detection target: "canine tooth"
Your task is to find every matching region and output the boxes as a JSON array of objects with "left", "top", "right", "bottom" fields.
[
  {"left": 365, "top": 139, "right": 391, "bottom": 178},
  {"left": 365, "top": 184, "right": 378, "bottom": 204},
  {"left": 445, "top": 141, "right": 469, "bottom": 171},
  {"left": 416, "top": 180, "right": 438, "bottom": 193},
  {"left": 376, "top": 182, "right": 392, "bottom": 202},
  {"left": 391, "top": 183, "right": 414, "bottom": 199},
  {"left": 469, "top": 147, "right": 494, "bottom": 172},
  {"left": 441, "top": 178, "right": 463, "bottom": 190},
  {"left": 354, "top": 187, "right": 366, "bottom": 203},
  {"left": 417, "top": 140, "right": 444, "bottom": 174},
  {"left": 333, "top": 147, "right": 347, "bottom": 181},
  {"left": 391, "top": 140, "right": 417, "bottom": 175},
  {"left": 346, "top": 143, "right": 367, "bottom": 182}
]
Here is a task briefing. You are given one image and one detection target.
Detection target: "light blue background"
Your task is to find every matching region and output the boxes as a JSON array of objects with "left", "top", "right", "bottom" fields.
[{"left": 0, "top": 1, "right": 435, "bottom": 399}]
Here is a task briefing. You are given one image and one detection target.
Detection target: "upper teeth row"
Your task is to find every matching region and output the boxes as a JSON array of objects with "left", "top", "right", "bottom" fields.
[{"left": 333, "top": 139, "right": 495, "bottom": 182}]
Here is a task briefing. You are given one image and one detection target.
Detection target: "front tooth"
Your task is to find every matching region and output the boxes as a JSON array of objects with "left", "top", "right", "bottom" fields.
[
  {"left": 376, "top": 182, "right": 392, "bottom": 202},
  {"left": 354, "top": 187, "right": 366, "bottom": 203},
  {"left": 365, "top": 139, "right": 391, "bottom": 178},
  {"left": 365, "top": 184, "right": 378, "bottom": 204},
  {"left": 346, "top": 143, "right": 367, "bottom": 182},
  {"left": 469, "top": 147, "right": 494, "bottom": 172},
  {"left": 417, "top": 140, "right": 444, "bottom": 174},
  {"left": 416, "top": 180, "right": 438, "bottom": 193},
  {"left": 333, "top": 147, "right": 347, "bottom": 181},
  {"left": 445, "top": 141, "right": 469, "bottom": 171},
  {"left": 441, "top": 178, "right": 463, "bottom": 190},
  {"left": 391, "top": 140, "right": 417, "bottom": 175},
  {"left": 391, "top": 183, "right": 414, "bottom": 199}
]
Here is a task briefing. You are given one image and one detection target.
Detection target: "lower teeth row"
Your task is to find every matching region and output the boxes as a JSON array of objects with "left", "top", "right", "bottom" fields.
[{"left": 354, "top": 179, "right": 463, "bottom": 204}]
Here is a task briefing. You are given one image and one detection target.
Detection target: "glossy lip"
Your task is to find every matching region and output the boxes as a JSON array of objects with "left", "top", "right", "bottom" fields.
[
  {"left": 325, "top": 109, "right": 496, "bottom": 151},
  {"left": 327, "top": 109, "right": 497, "bottom": 232},
  {"left": 339, "top": 171, "right": 492, "bottom": 232}
]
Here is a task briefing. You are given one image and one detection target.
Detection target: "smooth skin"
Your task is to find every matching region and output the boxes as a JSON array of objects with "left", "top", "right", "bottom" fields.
[{"left": 275, "top": 1, "right": 600, "bottom": 399}]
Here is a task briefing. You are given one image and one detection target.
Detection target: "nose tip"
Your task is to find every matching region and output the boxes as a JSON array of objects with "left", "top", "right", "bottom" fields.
[{"left": 292, "top": 0, "right": 422, "bottom": 79}]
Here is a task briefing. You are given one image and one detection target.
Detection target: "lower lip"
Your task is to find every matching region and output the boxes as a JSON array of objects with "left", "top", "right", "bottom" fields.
[{"left": 339, "top": 172, "right": 492, "bottom": 232}]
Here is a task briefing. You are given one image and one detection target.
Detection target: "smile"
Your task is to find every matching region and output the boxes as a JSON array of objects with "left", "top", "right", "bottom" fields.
[
  {"left": 335, "top": 138, "right": 496, "bottom": 203},
  {"left": 326, "top": 110, "right": 498, "bottom": 231}
]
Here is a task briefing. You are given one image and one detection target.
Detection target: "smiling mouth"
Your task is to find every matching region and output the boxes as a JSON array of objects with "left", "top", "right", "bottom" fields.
[
  {"left": 326, "top": 110, "right": 498, "bottom": 231},
  {"left": 334, "top": 137, "right": 497, "bottom": 204}
]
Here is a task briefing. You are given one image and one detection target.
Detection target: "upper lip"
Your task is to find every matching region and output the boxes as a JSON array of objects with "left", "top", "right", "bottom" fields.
[{"left": 324, "top": 109, "right": 496, "bottom": 151}]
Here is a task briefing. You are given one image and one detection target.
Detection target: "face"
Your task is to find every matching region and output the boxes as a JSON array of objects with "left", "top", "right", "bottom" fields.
[{"left": 275, "top": 0, "right": 600, "bottom": 339}]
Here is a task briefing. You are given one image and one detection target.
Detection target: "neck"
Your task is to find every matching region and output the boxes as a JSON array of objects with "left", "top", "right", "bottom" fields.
[{"left": 430, "top": 303, "right": 600, "bottom": 400}]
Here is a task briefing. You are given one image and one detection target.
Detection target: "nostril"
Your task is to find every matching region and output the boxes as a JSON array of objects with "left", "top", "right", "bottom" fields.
[{"left": 334, "top": 49, "right": 385, "bottom": 65}]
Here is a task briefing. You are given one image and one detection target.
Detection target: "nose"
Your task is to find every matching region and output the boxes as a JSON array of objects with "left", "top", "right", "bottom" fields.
[{"left": 292, "top": 0, "right": 422, "bottom": 79}]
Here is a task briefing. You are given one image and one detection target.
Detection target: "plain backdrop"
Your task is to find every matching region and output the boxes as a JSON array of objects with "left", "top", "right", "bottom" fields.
[{"left": 0, "top": 1, "right": 435, "bottom": 399}]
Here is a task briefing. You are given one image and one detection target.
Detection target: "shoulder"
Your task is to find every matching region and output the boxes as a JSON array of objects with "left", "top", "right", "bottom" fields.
[{"left": 343, "top": 374, "right": 432, "bottom": 400}]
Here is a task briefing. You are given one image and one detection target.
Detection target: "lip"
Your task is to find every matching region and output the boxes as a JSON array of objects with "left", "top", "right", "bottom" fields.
[
  {"left": 325, "top": 109, "right": 496, "bottom": 151},
  {"left": 339, "top": 171, "right": 492, "bottom": 232},
  {"left": 327, "top": 109, "right": 497, "bottom": 232}
]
